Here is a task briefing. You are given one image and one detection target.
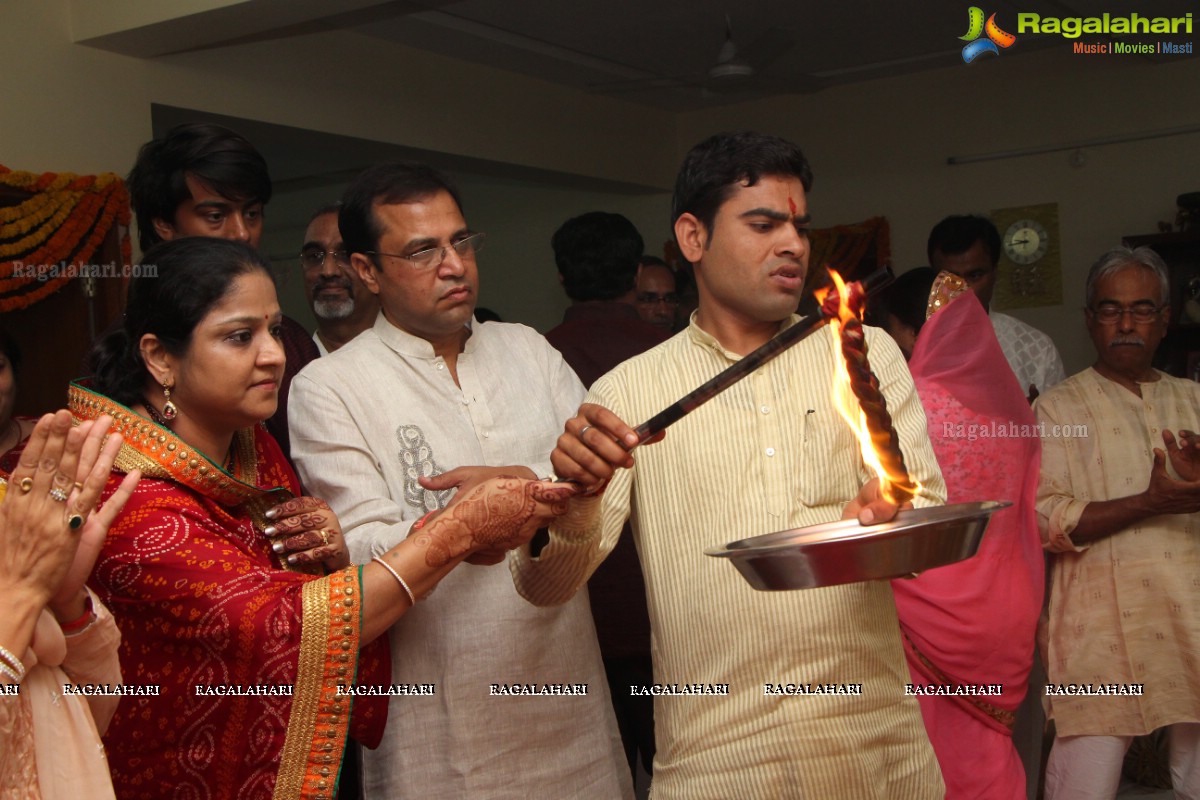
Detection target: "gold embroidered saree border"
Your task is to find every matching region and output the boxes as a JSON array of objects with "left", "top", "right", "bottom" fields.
[
  {"left": 273, "top": 566, "right": 360, "bottom": 800},
  {"left": 902, "top": 630, "right": 1016, "bottom": 729},
  {"left": 68, "top": 381, "right": 325, "bottom": 576},
  {"left": 68, "top": 381, "right": 288, "bottom": 507}
]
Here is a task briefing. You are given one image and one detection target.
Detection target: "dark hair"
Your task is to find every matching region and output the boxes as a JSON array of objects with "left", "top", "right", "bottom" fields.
[
  {"left": 926, "top": 215, "right": 1001, "bottom": 267},
  {"left": 340, "top": 161, "right": 463, "bottom": 258},
  {"left": 308, "top": 202, "right": 341, "bottom": 224},
  {"left": 672, "top": 131, "right": 813, "bottom": 243},
  {"left": 127, "top": 123, "right": 272, "bottom": 251},
  {"left": 90, "top": 238, "right": 272, "bottom": 406},
  {"left": 552, "top": 212, "right": 644, "bottom": 302},
  {"left": 868, "top": 267, "right": 937, "bottom": 334},
  {"left": 0, "top": 327, "right": 20, "bottom": 379},
  {"left": 638, "top": 255, "right": 669, "bottom": 269}
]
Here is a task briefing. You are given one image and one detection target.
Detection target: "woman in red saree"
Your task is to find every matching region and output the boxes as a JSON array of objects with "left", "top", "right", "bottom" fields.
[
  {"left": 882, "top": 270, "right": 1045, "bottom": 799},
  {"left": 76, "top": 237, "right": 575, "bottom": 800}
]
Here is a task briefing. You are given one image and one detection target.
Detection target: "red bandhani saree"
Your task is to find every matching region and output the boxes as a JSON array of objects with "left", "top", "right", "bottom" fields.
[
  {"left": 70, "top": 383, "right": 388, "bottom": 800},
  {"left": 890, "top": 293, "right": 1044, "bottom": 800}
]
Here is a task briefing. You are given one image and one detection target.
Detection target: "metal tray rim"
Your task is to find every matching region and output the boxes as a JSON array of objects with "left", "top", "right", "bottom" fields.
[{"left": 705, "top": 500, "right": 1011, "bottom": 558}]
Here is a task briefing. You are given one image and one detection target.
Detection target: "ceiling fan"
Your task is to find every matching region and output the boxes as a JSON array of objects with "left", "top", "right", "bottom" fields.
[{"left": 589, "top": 15, "right": 813, "bottom": 96}]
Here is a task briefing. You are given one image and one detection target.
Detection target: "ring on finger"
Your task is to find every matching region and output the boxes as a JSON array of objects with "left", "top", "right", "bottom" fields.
[
  {"left": 318, "top": 529, "right": 331, "bottom": 546},
  {"left": 49, "top": 487, "right": 69, "bottom": 503},
  {"left": 74, "top": 482, "right": 84, "bottom": 492},
  {"left": 580, "top": 425, "right": 593, "bottom": 438},
  {"left": 19, "top": 477, "right": 33, "bottom": 493},
  {"left": 66, "top": 512, "right": 85, "bottom": 531}
]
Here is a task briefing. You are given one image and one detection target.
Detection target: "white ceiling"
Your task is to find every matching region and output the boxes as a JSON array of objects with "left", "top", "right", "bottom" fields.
[{"left": 80, "top": 0, "right": 1195, "bottom": 112}]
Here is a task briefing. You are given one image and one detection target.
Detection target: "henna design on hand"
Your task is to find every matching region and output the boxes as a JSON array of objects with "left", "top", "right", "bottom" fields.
[{"left": 415, "top": 478, "right": 574, "bottom": 568}]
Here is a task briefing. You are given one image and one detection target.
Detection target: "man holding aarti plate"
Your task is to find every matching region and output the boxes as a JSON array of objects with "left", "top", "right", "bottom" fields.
[{"left": 510, "top": 130, "right": 948, "bottom": 799}]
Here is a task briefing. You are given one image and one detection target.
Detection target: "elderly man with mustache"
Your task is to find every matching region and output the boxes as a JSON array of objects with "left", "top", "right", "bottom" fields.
[
  {"left": 1035, "top": 246, "right": 1200, "bottom": 799},
  {"left": 300, "top": 203, "right": 380, "bottom": 354}
]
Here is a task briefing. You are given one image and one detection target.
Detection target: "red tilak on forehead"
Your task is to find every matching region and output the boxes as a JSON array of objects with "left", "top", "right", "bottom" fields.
[{"left": 788, "top": 196, "right": 797, "bottom": 215}]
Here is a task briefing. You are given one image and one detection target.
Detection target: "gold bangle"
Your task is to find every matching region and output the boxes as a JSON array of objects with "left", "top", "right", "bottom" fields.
[{"left": 372, "top": 556, "right": 416, "bottom": 606}]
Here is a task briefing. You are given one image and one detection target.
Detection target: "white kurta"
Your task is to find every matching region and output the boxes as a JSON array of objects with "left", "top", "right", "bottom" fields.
[
  {"left": 289, "top": 316, "right": 631, "bottom": 800},
  {"left": 513, "top": 319, "right": 948, "bottom": 799},
  {"left": 991, "top": 311, "right": 1066, "bottom": 397}
]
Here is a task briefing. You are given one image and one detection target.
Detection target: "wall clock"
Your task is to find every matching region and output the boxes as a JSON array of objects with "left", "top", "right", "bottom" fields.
[
  {"left": 1003, "top": 219, "right": 1049, "bottom": 265},
  {"left": 991, "top": 202, "right": 1063, "bottom": 310}
]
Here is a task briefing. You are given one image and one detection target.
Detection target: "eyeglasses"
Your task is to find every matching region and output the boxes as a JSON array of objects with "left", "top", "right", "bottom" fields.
[
  {"left": 1088, "top": 302, "right": 1165, "bottom": 324},
  {"left": 367, "top": 232, "right": 486, "bottom": 271},
  {"left": 636, "top": 292, "right": 679, "bottom": 306},
  {"left": 299, "top": 248, "right": 351, "bottom": 269}
]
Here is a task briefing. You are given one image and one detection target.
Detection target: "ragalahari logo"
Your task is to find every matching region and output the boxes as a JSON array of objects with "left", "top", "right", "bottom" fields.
[{"left": 960, "top": 7, "right": 1017, "bottom": 62}]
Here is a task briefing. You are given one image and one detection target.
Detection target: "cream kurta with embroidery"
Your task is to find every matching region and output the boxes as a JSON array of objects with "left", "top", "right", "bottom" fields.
[
  {"left": 513, "top": 318, "right": 947, "bottom": 800},
  {"left": 1035, "top": 367, "right": 1200, "bottom": 737}
]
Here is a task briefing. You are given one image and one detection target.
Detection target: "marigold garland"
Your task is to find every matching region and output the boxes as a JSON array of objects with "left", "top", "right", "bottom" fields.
[{"left": 0, "top": 165, "right": 131, "bottom": 313}]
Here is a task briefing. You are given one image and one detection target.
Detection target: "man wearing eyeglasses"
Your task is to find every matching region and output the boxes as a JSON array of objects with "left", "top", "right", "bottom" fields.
[
  {"left": 300, "top": 203, "right": 379, "bottom": 355},
  {"left": 1035, "top": 246, "right": 1200, "bottom": 798},
  {"left": 288, "top": 162, "right": 632, "bottom": 800},
  {"left": 634, "top": 256, "right": 679, "bottom": 331}
]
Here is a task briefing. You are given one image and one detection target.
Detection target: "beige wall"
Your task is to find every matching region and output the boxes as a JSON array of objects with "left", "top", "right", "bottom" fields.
[
  {"left": 6, "top": 0, "right": 1200, "bottom": 371},
  {"left": 2, "top": 1, "right": 676, "bottom": 183},
  {"left": 2, "top": 0, "right": 677, "bottom": 332}
]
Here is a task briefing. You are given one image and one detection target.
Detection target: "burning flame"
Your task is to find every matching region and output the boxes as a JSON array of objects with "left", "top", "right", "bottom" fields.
[{"left": 815, "top": 269, "right": 919, "bottom": 506}]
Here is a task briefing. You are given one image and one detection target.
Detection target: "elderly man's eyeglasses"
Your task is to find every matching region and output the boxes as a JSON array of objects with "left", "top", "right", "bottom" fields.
[
  {"left": 636, "top": 292, "right": 679, "bottom": 306},
  {"left": 299, "top": 248, "right": 351, "bottom": 269},
  {"left": 367, "top": 232, "right": 486, "bottom": 271},
  {"left": 1089, "top": 302, "right": 1165, "bottom": 324}
]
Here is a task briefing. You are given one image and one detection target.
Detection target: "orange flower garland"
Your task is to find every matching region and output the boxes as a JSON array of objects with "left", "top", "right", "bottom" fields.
[{"left": 0, "top": 165, "right": 131, "bottom": 312}]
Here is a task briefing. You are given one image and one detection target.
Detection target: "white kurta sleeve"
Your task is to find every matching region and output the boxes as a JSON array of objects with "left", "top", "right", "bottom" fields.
[{"left": 289, "top": 370, "right": 417, "bottom": 562}]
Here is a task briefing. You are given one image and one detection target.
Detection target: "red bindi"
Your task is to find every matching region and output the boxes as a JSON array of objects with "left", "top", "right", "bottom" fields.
[{"left": 787, "top": 196, "right": 797, "bottom": 215}]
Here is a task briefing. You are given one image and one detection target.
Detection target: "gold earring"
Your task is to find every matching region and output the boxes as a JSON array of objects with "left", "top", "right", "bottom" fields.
[{"left": 162, "top": 381, "right": 178, "bottom": 420}]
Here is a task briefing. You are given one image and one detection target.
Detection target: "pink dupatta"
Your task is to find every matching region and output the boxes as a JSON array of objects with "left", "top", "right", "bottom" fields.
[{"left": 891, "top": 292, "right": 1044, "bottom": 728}]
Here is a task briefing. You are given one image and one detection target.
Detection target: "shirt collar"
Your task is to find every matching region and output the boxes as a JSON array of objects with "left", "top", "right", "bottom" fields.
[
  {"left": 372, "top": 313, "right": 473, "bottom": 359},
  {"left": 685, "top": 312, "right": 800, "bottom": 362}
]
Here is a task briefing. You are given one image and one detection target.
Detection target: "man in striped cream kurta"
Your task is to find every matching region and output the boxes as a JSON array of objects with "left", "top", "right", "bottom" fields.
[{"left": 512, "top": 132, "right": 946, "bottom": 799}]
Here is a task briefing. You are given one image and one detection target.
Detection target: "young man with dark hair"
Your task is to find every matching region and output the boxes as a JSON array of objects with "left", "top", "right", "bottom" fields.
[
  {"left": 928, "top": 214, "right": 1065, "bottom": 400},
  {"left": 545, "top": 211, "right": 666, "bottom": 783},
  {"left": 126, "top": 122, "right": 319, "bottom": 456},
  {"left": 289, "top": 161, "right": 632, "bottom": 800},
  {"left": 546, "top": 211, "right": 667, "bottom": 387},
  {"left": 127, "top": 122, "right": 272, "bottom": 251},
  {"left": 514, "top": 131, "right": 946, "bottom": 798}
]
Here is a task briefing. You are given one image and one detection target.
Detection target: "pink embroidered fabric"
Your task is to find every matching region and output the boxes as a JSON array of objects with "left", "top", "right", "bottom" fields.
[{"left": 891, "top": 291, "right": 1045, "bottom": 799}]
